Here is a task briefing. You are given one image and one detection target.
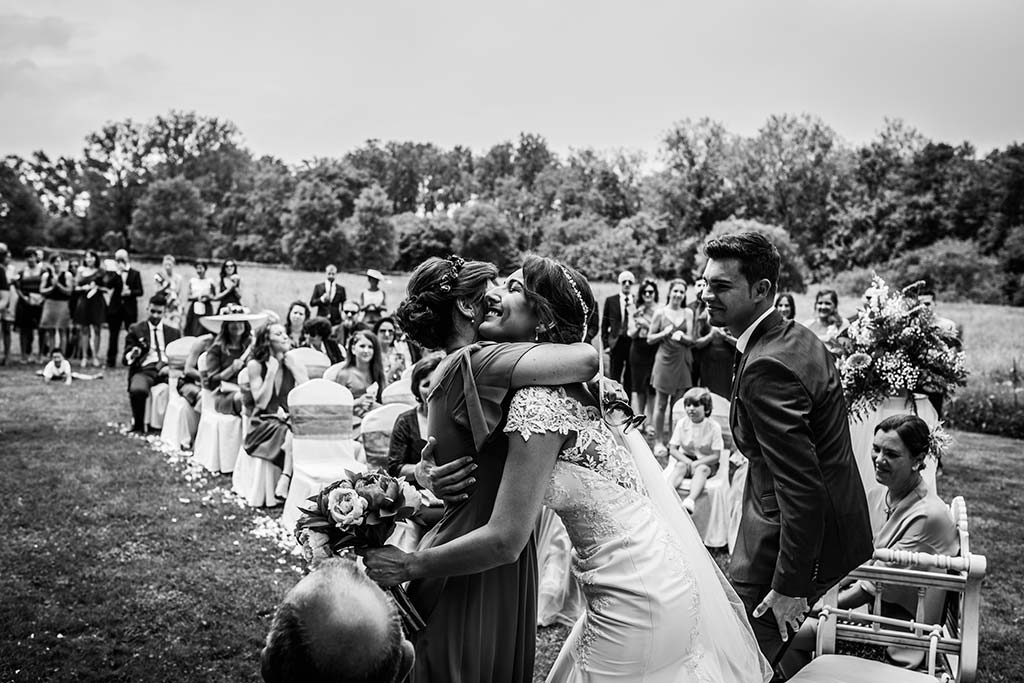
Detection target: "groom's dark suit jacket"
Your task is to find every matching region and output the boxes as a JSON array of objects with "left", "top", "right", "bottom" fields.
[{"left": 729, "top": 310, "right": 872, "bottom": 598}]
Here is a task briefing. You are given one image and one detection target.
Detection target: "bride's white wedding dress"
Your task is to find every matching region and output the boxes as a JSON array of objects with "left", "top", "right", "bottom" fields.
[{"left": 506, "top": 387, "right": 770, "bottom": 683}]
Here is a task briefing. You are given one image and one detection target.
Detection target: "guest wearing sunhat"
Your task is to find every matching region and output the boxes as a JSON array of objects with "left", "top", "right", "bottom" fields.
[
  {"left": 359, "top": 269, "right": 387, "bottom": 326},
  {"left": 199, "top": 305, "right": 269, "bottom": 416}
]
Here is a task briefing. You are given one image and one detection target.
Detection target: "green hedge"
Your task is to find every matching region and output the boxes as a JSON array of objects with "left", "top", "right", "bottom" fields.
[{"left": 945, "top": 386, "right": 1024, "bottom": 439}]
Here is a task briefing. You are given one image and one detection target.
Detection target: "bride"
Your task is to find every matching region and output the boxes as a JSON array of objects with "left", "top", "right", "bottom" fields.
[{"left": 366, "top": 255, "right": 771, "bottom": 682}]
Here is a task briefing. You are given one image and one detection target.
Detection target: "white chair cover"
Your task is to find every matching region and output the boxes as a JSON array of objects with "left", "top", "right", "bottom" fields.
[
  {"left": 192, "top": 351, "right": 243, "bottom": 474},
  {"left": 669, "top": 393, "right": 734, "bottom": 547},
  {"left": 286, "top": 347, "right": 331, "bottom": 380},
  {"left": 232, "top": 367, "right": 283, "bottom": 507},
  {"left": 848, "top": 393, "right": 940, "bottom": 534},
  {"left": 360, "top": 402, "right": 413, "bottom": 470},
  {"left": 381, "top": 377, "right": 416, "bottom": 406},
  {"left": 160, "top": 336, "right": 200, "bottom": 450},
  {"left": 281, "top": 379, "right": 366, "bottom": 531}
]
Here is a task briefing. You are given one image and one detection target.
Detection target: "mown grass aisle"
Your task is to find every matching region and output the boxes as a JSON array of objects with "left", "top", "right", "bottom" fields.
[{"left": 1, "top": 363, "right": 1022, "bottom": 681}]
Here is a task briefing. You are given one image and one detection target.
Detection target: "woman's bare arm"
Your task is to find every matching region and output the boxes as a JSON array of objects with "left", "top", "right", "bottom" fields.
[
  {"left": 365, "top": 429, "right": 565, "bottom": 583},
  {"left": 510, "top": 342, "right": 599, "bottom": 388}
]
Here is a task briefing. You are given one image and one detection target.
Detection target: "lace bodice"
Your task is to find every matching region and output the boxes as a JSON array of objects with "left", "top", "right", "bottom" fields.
[{"left": 505, "top": 386, "right": 646, "bottom": 496}]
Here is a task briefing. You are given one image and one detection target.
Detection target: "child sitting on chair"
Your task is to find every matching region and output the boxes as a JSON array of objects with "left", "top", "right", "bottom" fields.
[
  {"left": 38, "top": 349, "right": 103, "bottom": 384},
  {"left": 664, "top": 387, "right": 723, "bottom": 514}
]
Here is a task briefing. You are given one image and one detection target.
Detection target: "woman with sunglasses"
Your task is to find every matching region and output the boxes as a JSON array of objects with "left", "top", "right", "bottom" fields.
[
  {"left": 366, "top": 255, "right": 770, "bottom": 683},
  {"left": 213, "top": 259, "right": 242, "bottom": 308},
  {"left": 626, "top": 279, "right": 660, "bottom": 425}
]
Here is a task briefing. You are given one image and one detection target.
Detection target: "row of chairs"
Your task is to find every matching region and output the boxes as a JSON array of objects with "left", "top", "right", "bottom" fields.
[{"left": 146, "top": 339, "right": 417, "bottom": 521}]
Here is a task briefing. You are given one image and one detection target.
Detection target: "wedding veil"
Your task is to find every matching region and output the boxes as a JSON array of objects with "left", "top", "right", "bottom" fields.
[{"left": 611, "top": 426, "right": 773, "bottom": 682}]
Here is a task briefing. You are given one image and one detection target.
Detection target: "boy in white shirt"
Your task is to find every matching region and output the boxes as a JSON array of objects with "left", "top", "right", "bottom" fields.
[
  {"left": 665, "top": 387, "right": 724, "bottom": 513},
  {"left": 38, "top": 349, "right": 103, "bottom": 384}
]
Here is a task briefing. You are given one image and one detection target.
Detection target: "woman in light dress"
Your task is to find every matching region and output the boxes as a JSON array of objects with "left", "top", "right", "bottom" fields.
[
  {"left": 366, "top": 255, "right": 770, "bottom": 683},
  {"left": 185, "top": 261, "right": 217, "bottom": 336},
  {"left": 802, "top": 289, "right": 847, "bottom": 352},
  {"left": 648, "top": 278, "right": 695, "bottom": 456},
  {"left": 153, "top": 254, "right": 183, "bottom": 327}
]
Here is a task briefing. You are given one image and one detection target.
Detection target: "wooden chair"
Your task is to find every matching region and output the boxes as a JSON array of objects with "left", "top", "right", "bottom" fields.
[{"left": 789, "top": 545, "right": 986, "bottom": 683}]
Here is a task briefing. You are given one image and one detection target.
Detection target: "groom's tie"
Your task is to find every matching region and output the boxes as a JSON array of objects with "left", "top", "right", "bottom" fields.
[{"left": 731, "top": 350, "right": 742, "bottom": 391}]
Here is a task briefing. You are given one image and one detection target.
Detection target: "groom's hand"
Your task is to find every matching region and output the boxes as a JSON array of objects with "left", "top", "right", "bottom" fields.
[{"left": 753, "top": 590, "right": 809, "bottom": 641}]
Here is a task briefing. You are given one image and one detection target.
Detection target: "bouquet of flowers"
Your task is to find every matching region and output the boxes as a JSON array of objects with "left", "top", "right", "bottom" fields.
[
  {"left": 837, "top": 276, "right": 968, "bottom": 419},
  {"left": 295, "top": 469, "right": 426, "bottom": 632}
]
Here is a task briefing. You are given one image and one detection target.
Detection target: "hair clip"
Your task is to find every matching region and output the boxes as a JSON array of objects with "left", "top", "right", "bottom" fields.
[{"left": 438, "top": 255, "right": 465, "bottom": 293}]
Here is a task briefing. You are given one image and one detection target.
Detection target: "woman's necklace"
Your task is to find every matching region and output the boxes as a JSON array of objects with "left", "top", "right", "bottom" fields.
[{"left": 884, "top": 475, "right": 921, "bottom": 518}]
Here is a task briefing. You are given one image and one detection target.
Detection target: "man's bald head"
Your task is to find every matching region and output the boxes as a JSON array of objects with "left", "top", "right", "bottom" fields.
[{"left": 261, "top": 558, "right": 413, "bottom": 683}]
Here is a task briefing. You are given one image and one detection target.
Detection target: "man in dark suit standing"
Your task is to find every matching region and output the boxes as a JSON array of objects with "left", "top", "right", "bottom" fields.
[
  {"left": 106, "top": 248, "right": 144, "bottom": 368},
  {"left": 124, "top": 294, "right": 181, "bottom": 433},
  {"left": 600, "top": 270, "right": 635, "bottom": 389},
  {"left": 309, "top": 264, "right": 346, "bottom": 325},
  {"left": 701, "top": 232, "right": 872, "bottom": 670}
]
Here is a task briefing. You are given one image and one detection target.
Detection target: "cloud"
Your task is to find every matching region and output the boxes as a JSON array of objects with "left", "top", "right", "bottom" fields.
[{"left": 0, "top": 14, "right": 73, "bottom": 53}]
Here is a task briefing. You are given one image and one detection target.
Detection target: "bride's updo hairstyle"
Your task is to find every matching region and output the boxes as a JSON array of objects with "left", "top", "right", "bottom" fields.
[
  {"left": 395, "top": 256, "right": 498, "bottom": 350},
  {"left": 521, "top": 254, "right": 597, "bottom": 345}
]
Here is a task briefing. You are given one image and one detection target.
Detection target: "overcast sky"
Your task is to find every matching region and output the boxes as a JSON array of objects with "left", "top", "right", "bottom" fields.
[{"left": 2, "top": 0, "right": 1022, "bottom": 164}]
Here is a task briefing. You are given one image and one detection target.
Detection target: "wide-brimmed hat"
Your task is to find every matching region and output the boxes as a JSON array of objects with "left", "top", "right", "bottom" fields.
[
  {"left": 199, "top": 309, "right": 270, "bottom": 333},
  {"left": 365, "top": 268, "right": 384, "bottom": 281}
]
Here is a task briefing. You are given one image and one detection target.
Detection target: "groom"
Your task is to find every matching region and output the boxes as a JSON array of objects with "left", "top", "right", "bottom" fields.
[{"left": 701, "top": 232, "right": 872, "bottom": 666}]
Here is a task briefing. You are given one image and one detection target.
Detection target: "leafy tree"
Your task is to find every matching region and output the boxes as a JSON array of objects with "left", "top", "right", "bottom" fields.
[
  {"left": 702, "top": 218, "right": 807, "bottom": 292},
  {"left": 0, "top": 163, "right": 50, "bottom": 254},
  {"left": 536, "top": 213, "right": 645, "bottom": 281},
  {"left": 78, "top": 119, "right": 153, "bottom": 250},
  {"left": 475, "top": 142, "right": 514, "bottom": 196},
  {"left": 885, "top": 238, "right": 1004, "bottom": 304},
  {"left": 452, "top": 202, "right": 519, "bottom": 272},
  {"left": 344, "top": 184, "right": 395, "bottom": 269},
  {"left": 513, "top": 133, "right": 554, "bottom": 191},
  {"left": 130, "top": 176, "right": 207, "bottom": 256},
  {"left": 281, "top": 179, "right": 350, "bottom": 270},
  {"left": 216, "top": 156, "right": 295, "bottom": 262},
  {"left": 393, "top": 213, "right": 456, "bottom": 270}
]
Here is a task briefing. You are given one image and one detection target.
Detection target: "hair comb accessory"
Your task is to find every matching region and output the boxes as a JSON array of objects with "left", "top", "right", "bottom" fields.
[
  {"left": 559, "top": 264, "right": 589, "bottom": 342},
  {"left": 927, "top": 422, "right": 952, "bottom": 462},
  {"left": 438, "top": 255, "right": 465, "bottom": 293}
]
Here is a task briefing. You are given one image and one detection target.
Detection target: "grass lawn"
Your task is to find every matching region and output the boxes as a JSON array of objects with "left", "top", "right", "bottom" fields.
[{"left": 2, "top": 329, "right": 1023, "bottom": 681}]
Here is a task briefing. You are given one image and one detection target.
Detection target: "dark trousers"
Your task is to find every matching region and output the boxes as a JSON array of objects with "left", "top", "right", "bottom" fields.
[
  {"left": 608, "top": 335, "right": 632, "bottom": 389},
  {"left": 106, "top": 306, "right": 137, "bottom": 367},
  {"left": 732, "top": 580, "right": 832, "bottom": 679},
  {"left": 128, "top": 365, "right": 167, "bottom": 431}
]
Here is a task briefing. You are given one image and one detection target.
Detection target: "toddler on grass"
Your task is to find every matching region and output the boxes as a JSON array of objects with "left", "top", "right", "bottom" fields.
[
  {"left": 37, "top": 350, "right": 103, "bottom": 384},
  {"left": 664, "top": 387, "right": 724, "bottom": 513}
]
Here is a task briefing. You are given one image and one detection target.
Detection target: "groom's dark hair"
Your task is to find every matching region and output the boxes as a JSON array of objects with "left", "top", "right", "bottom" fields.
[
  {"left": 261, "top": 559, "right": 407, "bottom": 683},
  {"left": 704, "top": 232, "right": 781, "bottom": 293}
]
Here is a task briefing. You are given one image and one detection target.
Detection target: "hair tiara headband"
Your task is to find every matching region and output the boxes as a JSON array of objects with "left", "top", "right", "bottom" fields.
[
  {"left": 438, "top": 255, "right": 465, "bottom": 293},
  {"left": 559, "top": 264, "right": 589, "bottom": 342}
]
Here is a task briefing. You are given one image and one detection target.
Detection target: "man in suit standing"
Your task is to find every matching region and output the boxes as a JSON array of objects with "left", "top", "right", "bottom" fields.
[
  {"left": 124, "top": 294, "right": 181, "bottom": 433},
  {"left": 106, "top": 248, "right": 144, "bottom": 368},
  {"left": 309, "top": 264, "right": 346, "bottom": 325},
  {"left": 600, "top": 270, "right": 635, "bottom": 389},
  {"left": 701, "top": 232, "right": 872, "bottom": 670}
]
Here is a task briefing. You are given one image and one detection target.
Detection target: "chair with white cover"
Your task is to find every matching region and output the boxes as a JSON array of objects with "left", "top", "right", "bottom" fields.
[
  {"left": 360, "top": 402, "right": 413, "bottom": 470},
  {"left": 381, "top": 377, "right": 416, "bottom": 406},
  {"left": 788, "top": 545, "right": 986, "bottom": 683},
  {"left": 281, "top": 379, "right": 366, "bottom": 531},
  {"left": 669, "top": 392, "right": 733, "bottom": 547},
  {"left": 191, "top": 351, "right": 243, "bottom": 474},
  {"left": 232, "top": 366, "right": 282, "bottom": 507},
  {"left": 286, "top": 347, "right": 331, "bottom": 380},
  {"left": 159, "top": 336, "right": 200, "bottom": 450}
]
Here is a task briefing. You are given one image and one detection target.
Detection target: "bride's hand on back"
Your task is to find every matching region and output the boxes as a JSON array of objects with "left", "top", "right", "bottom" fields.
[
  {"left": 415, "top": 437, "right": 477, "bottom": 504},
  {"left": 362, "top": 546, "right": 413, "bottom": 587}
]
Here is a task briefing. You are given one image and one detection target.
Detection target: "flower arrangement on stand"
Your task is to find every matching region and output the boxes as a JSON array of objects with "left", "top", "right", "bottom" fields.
[
  {"left": 836, "top": 276, "right": 968, "bottom": 419},
  {"left": 295, "top": 470, "right": 426, "bottom": 633}
]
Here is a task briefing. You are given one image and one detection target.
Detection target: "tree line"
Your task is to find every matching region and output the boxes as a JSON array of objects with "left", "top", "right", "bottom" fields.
[{"left": 2, "top": 110, "right": 1023, "bottom": 303}]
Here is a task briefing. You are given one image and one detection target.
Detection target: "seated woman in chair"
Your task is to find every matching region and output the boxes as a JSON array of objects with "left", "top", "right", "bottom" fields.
[
  {"left": 786, "top": 414, "right": 958, "bottom": 674},
  {"left": 244, "top": 323, "right": 309, "bottom": 497},
  {"left": 327, "top": 330, "right": 387, "bottom": 421},
  {"left": 664, "top": 387, "right": 724, "bottom": 513},
  {"left": 204, "top": 310, "right": 255, "bottom": 416}
]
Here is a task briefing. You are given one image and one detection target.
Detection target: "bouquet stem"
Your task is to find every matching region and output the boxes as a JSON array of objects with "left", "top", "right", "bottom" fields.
[{"left": 388, "top": 585, "right": 426, "bottom": 635}]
